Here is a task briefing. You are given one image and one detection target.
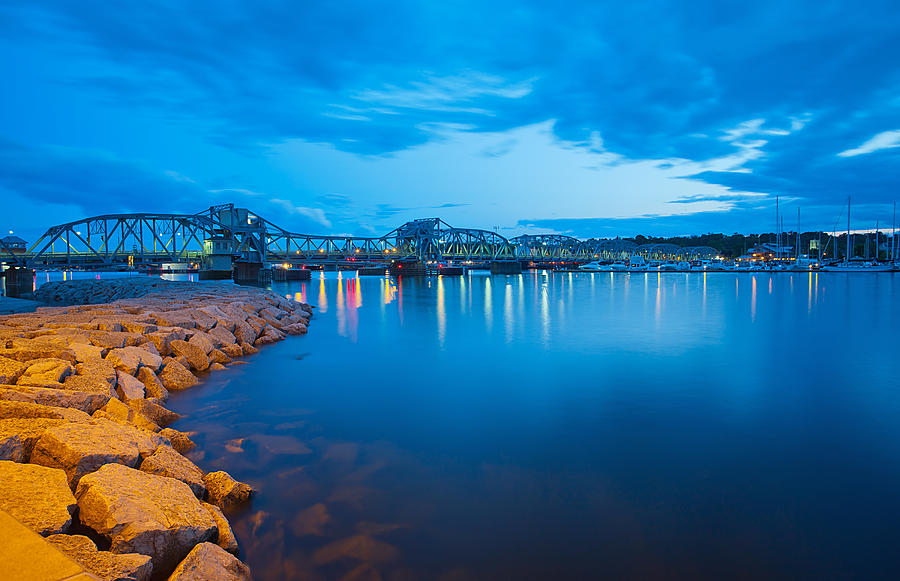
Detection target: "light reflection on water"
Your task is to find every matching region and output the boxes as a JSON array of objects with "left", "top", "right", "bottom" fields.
[{"left": 169, "top": 271, "right": 899, "bottom": 581}]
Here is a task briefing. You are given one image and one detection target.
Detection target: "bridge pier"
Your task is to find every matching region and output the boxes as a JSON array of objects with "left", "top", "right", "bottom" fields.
[
  {"left": 233, "top": 263, "right": 274, "bottom": 285},
  {"left": 272, "top": 268, "right": 311, "bottom": 281},
  {"left": 490, "top": 261, "right": 523, "bottom": 274},
  {"left": 198, "top": 269, "right": 233, "bottom": 280},
  {"left": 2, "top": 266, "right": 35, "bottom": 298},
  {"left": 388, "top": 261, "right": 427, "bottom": 276}
]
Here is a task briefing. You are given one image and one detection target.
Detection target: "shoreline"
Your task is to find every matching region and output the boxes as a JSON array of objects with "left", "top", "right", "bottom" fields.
[{"left": 0, "top": 278, "right": 312, "bottom": 580}]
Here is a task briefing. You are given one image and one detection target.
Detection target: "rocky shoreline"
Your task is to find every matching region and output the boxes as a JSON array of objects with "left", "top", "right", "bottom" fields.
[{"left": 0, "top": 278, "right": 312, "bottom": 580}]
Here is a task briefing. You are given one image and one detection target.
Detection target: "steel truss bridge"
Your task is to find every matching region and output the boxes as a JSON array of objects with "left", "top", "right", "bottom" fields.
[
  {"left": 510, "top": 235, "right": 719, "bottom": 263},
  {"left": 0, "top": 204, "right": 719, "bottom": 269}
]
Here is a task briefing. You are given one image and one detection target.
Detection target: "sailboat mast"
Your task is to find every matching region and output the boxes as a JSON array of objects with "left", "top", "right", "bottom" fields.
[
  {"left": 776, "top": 195, "right": 780, "bottom": 261},
  {"left": 893, "top": 201, "right": 896, "bottom": 262},
  {"left": 875, "top": 219, "right": 879, "bottom": 261},
  {"left": 797, "top": 207, "right": 801, "bottom": 262},
  {"left": 846, "top": 196, "right": 851, "bottom": 262}
]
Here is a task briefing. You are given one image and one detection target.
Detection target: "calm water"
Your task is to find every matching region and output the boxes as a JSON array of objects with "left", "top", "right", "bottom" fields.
[{"left": 162, "top": 271, "right": 900, "bottom": 580}]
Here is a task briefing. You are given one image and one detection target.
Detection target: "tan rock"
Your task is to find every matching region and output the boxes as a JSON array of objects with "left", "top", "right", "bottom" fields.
[
  {"left": 204, "top": 471, "right": 255, "bottom": 509},
  {"left": 116, "top": 370, "right": 146, "bottom": 401},
  {"left": 70, "top": 342, "right": 106, "bottom": 362},
  {"left": 0, "top": 417, "right": 65, "bottom": 461},
  {"left": 0, "top": 355, "right": 28, "bottom": 384},
  {"left": 168, "top": 542, "right": 251, "bottom": 581},
  {"left": 282, "top": 322, "right": 308, "bottom": 335},
  {"left": 158, "top": 360, "right": 199, "bottom": 391},
  {"left": 232, "top": 322, "right": 256, "bottom": 345},
  {"left": 0, "top": 399, "right": 90, "bottom": 422},
  {"left": 127, "top": 399, "right": 179, "bottom": 427},
  {"left": 169, "top": 340, "right": 209, "bottom": 372},
  {"left": 0, "top": 460, "right": 76, "bottom": 535},
  {"left": 188, "top": 332, "right": 215, "bottom": 355},
  {"left": 76, "top": 463, "right": 217, "bottom": 574},
  {"left": 0, "top": 384, "right": 111, "bottom": 413},
  {"left": 145, "top": 329, "right": 186, "bottom": 356},
  {"left": 18, "top": 358, "right": 74, "bottom": 384},
  {"left": 94, "top": 398, "right": 160, "bottom": 432},
  {"left": 207, "top": 325, "right": 237, "bottom": 348},
  {"left": 239, "top": 342, "right": 258, "bottom": 356},
  {"left": 220, "top": 343, "right": 243, "bottom": 358},
  {"left": 202, "top": 503, "right": 239, "bottom": 555},
  {"left": 140, "top": 445, "right": 206, "bottom": 498},
  {"left": 209, "top": 362, "right": 226, "bottom": 371},
  {"left": 30, "top": 418, "right": 164, "bottom": 487},
  {"left": 46, "top": 534, "right": 153, "bottom": 581},
  {"left": 136, "top": 367, "right": 168, "bottom": 401},
  {"left": 106, "top": 346, "right": 163, "bottom": 375},
  {"left": 122, "top": 321, "right": 158, "bottom": 335},
  {"left": 72, "top": 358, "right": 119, "bottom": 392},
  {"left": 208, "top": 349, "right": 231, "bottom": 365},
  {"left": 159, "top": 428, "right": 196, "bottom": 454}
]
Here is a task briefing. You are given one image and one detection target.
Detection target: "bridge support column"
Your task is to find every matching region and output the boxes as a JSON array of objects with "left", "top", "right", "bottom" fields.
[
  {"left": 388, "top": 261, "right": 427, "bottom": 276},
  {"left": 233, "top": 263, "right": 273, "bottom": 285},
  {"left": 490, "top": 261, "right": 522, "bottom": 274},
  {"left": 272, "top": 268, "right": 311, "bottom": 281},
  {"left": 2, "top": 267, "right": 35, "bottom": 298}
]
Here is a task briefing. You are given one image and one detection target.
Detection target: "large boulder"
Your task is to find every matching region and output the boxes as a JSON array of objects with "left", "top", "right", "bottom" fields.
[
  {"left": 0, "top": 384, "right": 111, "bottom": 414},
  {"left": 116, "top": 370, "right": 146, "bottom": 401},
  {"left": 68, "top": 358, "right": 119, "bottom": 394},
  {"left": 93, "top": 398, "right": 160, "bottom": 432},
  {"left": 159, "top": 428, "right": 196, "bottom": 454},
  {"left": 158, "top": 360, "right": 199, "bottom": 391},
  {"left": 168, "top": 340, "right": 209, "bottom": 372},
  {"left": 30, "top": 418, "right": 165, "bottom": 487},
  {"left": 128, "top": 399, "right": 179, "bottom": 427},
  {"left": 47, "top": 534, "right": 153, "bottom": 581},
  {"left": 0, "top": 399, "right": 91, "bottom": 422},
  {"left": 187, "top": 333, "right": 215, "bottom": 355},
  {"left": 167, "top": 542, "right": 251, "bottom": 581},
  {"left": 0, "top": 461, "right": 76, "bottom": 535},
  {"left": 0, "top": 417, "right": 65, "bottom": 462},
  {"left": 18, "top": 358, "right": 74, "bottom": 384},
  {"left": 0, "top": 355, "right": 28, "bottom": 384},
  {"left": 76, "top": 463, "right": 217, "bottom": 574},
  {"left": 139, "top": 445, "right": 206, "bottom": 498},
  {"left": 207, "top": 325, "right": 237, "bottom": 348},
  {"left": 70, "top": 342, "right": 106, "bottom": 362},
  {"left": 106, "top": 346, "right": 163, "bottom": 375},
  {"left": 202, "top": 503, "right": 239, "bottom": 555},
  {"left": 203, "top": 471, "right": 254, "bottom": 509},
  {"left": 137, "top": 367, "right": 168, "bottom": 400}
]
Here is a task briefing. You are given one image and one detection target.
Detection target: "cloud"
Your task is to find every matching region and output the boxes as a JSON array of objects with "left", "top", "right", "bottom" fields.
[
  {"left": 0, "top": 138, "right": 205, "bottom": 215},
  {"left": 2, "top": 0, "right": 900, "bottom": 235},
  {"left": 837, "top": 130, "right": 900, "bottom": 157},
  {"left": 270, "top": 199, "right": 332, "bottom": 229}
]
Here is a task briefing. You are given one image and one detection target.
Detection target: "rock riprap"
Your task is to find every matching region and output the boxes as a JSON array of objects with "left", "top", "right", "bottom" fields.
[
  {"left": 0, "top": 278, "right": 313, "bottom": 578},
  {"left": 46, "top": 533, "right": 153, "bottom": 581},
  {"left": 76, "top": 463, "right": 217, "bottom": 573},
  {"left": 0, "top": 460, "right": 76, "bottom": 535},
  {"left": 168, "top": 542, "right": 252, "bottom": 581}
]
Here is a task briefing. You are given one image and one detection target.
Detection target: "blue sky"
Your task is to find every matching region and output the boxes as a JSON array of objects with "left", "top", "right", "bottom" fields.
[{"left": 1, "top": 0, "right": 899, "bottom": 241}]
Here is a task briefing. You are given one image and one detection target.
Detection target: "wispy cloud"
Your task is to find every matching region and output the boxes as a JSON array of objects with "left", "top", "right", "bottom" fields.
[
  {"left": 837, "top": 130, "right": 900, "bottom": 157},
  {"left": 270, "top": 199, "right": 332, "bottom": 228}
]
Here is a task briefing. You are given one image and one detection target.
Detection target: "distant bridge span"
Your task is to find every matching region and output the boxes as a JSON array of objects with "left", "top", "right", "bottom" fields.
[
  {"left": 1, "top": 204, "right": 516, "bottom": 269},
  {"left": 0, "top": 204, "right": 719, "bottom": 270}
]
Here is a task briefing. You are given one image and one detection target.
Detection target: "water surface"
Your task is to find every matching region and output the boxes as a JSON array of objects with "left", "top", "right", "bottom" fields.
[{"left": 170, "top": 271, "right": 900, "bottom": 580}]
